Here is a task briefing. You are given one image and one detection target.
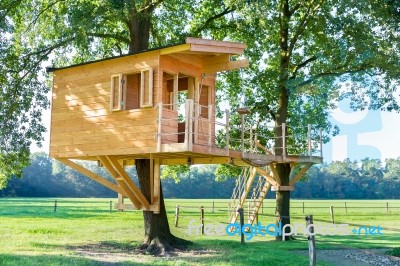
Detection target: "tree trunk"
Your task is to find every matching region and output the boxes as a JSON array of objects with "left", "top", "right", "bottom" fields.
[
  {"left": 124, "top": 4, "right": 190, "bottom": 255},
  {"left": 275, "top": 0, "right": 292, "bottom": 240},
  {"left": 274, "top": 163, "right": 292, "bottom": 240},
  {"left": 136, "top": 159, "right": 191, "bottom": 255},
  {"left": 128, "top": 8, "right": 151, "bottom": 54}
]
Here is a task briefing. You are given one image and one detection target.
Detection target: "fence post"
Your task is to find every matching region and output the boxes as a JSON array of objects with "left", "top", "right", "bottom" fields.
[
  {"left": 387, "top": 202, "right": 389, "bottom": 212},
  {"left": 228, "top": 202, "right": 231, "bottom": 221},
  {"left": 175, "top": 205, "right": 180, "bottom": 227},
  {"left": 212, "top": 201, "right": 215, "bottom": 213},
  {"left": 248, "top": 202, "right": 251, "bottom": 218},
  {"left": 330, "top": 206, "right": 334, "bottom": 224},
  {"left": 306, "top": 215, "right": 316, "bottom": 266},
  {"left": 303, "top": 202, "right": 305, "bottom": 213},
  {"left": 238, "top": 208, "right": 244, "bottom": 244},
  {"left": 54, "top": 200, "right": 57, "bottom": 212},
  {"left": 109, "top": 201, "right": 112, "bottom": 213},
  {"left": 345, "top": 202, "right": 347, "bottom": 213},
  {"left": 261, "top": 202, "right": 264, "bottom": 214},
  {"left": 200, "top": 206, "right": 205, "bottom": 235}
]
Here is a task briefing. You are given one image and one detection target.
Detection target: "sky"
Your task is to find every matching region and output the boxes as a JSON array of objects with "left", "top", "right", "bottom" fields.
[{"left": 31, "top": 96, "right": 400, "bottom": 163}]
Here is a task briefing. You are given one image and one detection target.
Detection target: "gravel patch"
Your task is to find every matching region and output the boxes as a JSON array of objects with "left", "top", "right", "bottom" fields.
[{"left": 294, "top": 248, "right": 400, "bottom": 266}]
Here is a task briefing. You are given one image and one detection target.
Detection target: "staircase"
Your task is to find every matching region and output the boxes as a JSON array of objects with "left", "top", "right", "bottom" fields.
[{"left": 229, "top": 166, "right": 272, "bottom": 225}]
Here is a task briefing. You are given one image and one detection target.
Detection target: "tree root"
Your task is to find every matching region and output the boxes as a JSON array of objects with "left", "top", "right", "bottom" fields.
[{"left": 138, "top": 235, "right": 192, "bottom": 256}]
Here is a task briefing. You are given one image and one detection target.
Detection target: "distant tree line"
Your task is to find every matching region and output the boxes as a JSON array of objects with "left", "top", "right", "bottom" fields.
[{"left": 0, "top": 153, "right": 399, "bottom": 199}]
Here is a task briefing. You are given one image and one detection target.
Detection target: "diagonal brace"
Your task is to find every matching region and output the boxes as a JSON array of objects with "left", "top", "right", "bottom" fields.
[
  {"left": 56, "top": 158, "right": 126, "bottom": 196},
  {"left": 289, "top": 163, "right": 313, "bottom": 186}
]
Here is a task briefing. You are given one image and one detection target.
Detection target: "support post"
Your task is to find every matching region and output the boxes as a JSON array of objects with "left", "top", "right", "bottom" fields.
[
  {"left": 345, "top": 202, "right": 347, "bottom": 213},
  {"left": 208, "top": 104, "right": 213, "bottom": 149},
  {"left": 185, "top": 99, "right": 190, "bottom": 150},
  {"left": 303, "top": 202, "right": 305, "bottom": 213},
  {"left": 387, "top": 202, "right": 389, "bottom": 212},
  {"left": 212, "top": 201, "right": 215, "bottom": 213},
  {"left": 319, "top": 128, "right": 323, "bottom": 158},
  {"left": 306, "top": 215, "right": 316, "bottom": 266},
  {"left": 250, "top": 127, "right": 253, "bottom": 152},
  {"left": 117, "top": 193, "right": 124, "bottom": 211},
  {"left": 308, "top": 124, "right": 312, "bottom": 157},
  {"left": 175, "top": 205, "right": 179, "bottom": 227},
  {"left": 330, "top": 206, "right": 334, "bottom": 224},
  {"left": 200, "top": 206, "right": 205, "bottom": 235},
  {"left": 153, "top": 158, "right": 161, "bottom": 213},
  {"left": 238, "top": 208, "right": 244, "bottom": 244},
  {"left": 54, "top": 200, "right": 57, "bottom": 213},
  {"left": 225, "top": 109, "right": 230, "bottom": 153},
  {"left": 109, "top": 201, "right": 112, "bottom": 213},
  {"left": 282, "top": 123, "right": 286, "bottom": 160},
  {"left": 188, "top": 99, "right": 194, "bottom": 151},
  {"left": 241, "top": 113, "right": 245, "bottom": 155},
  {"left": 157, "top": 102, "right": 162, "bottom": 152}
]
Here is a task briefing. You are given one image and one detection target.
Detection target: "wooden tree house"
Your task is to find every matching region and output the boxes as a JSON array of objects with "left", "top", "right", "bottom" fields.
[{"left": 47, "top": 37, "right": 322, "bottom": 216}]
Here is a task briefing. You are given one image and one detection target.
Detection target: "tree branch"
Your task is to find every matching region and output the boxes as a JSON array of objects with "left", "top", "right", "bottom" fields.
[
  {"left": 24, "top": 0, "right": 65, "bottom": 33},
  {"left": 288, "top": 0, "right": 324, "bottom": 57},
  {"left": 291, "top": 56, "right": 318, "bottom": 79},
  {"left": 22, "top": 36, "right": 76, "bottom": 59},
  {"left": 85, "top": 32, "right": 130, "bottom": 45},
  {"left": 289, "top": 3, "right": 302, "bottom": 16},
  {"left": 138, "top": 0, "right": 164, "bottom": 13},
  {"left": 297, "top": 64, "right": 376, "bottom": 88},
  {"left": 191, "top": 7, "right": 235, "bottom": 36}
]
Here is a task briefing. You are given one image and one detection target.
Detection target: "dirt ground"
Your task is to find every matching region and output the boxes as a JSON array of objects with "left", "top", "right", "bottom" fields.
[{"left": 71, "top": 243, "right": 400, "bottom": 265}]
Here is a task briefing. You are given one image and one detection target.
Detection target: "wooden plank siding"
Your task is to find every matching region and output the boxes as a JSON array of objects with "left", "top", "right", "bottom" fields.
[
  {"left": 50, "top": 52, "right": 160, "bottom": 158},
  {"left": 50, "top": 42, "right": 227, "bottom": 159}
]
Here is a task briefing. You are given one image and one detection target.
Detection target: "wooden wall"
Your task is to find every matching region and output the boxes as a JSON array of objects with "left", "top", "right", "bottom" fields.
[
  {"left": 50, "top": 51, "right": 219, "bottom": 158},
  {"left": 50, "top": 52, "right": 159, "bottom": 158}
]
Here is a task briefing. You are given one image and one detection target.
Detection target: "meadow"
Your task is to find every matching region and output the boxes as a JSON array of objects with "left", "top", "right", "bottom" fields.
[{"left": 0, "top": 198, "right": 399, "bottom": 265}]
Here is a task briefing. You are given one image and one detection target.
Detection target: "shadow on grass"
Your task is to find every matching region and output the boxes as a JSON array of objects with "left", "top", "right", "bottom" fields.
[
  {"left": 25, "top": 234, "right": 397, "bottom": 265},
  {"left": 24, "top": 238, "right": 321, "bottom": 266},
  {"left": 0, "top": 253, "right": 145, "bottom": 266}
]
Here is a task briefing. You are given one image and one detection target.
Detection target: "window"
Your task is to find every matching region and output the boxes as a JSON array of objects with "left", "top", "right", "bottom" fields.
[{"left": 110, "top": 68, "right": 153, "bottom": 111}]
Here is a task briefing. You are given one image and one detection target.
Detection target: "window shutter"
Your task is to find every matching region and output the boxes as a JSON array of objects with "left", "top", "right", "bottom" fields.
[
  {"left": 110, "top": 74, "right": 125, "bottom": 111},
  {"left": 140, "top": 68, "right": 153, "bottom": 107}
]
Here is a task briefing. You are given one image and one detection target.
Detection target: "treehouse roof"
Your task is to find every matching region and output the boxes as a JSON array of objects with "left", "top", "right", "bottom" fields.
[{"left": 46, "top": 37, "right": 247, "bottom": 73}]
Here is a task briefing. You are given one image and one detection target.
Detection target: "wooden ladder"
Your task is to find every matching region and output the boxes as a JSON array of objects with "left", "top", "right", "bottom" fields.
[
  {"left": 247, "top": 175, "right": 271, "bottom": 225},
  {"left": 229, "top": 167, "right": 257, "bottom": 224}
]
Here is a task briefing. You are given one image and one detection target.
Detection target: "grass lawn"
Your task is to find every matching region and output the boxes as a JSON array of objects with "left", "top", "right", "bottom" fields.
[{"left": 0, "top": 198, "right": 399, "bottom": 265}]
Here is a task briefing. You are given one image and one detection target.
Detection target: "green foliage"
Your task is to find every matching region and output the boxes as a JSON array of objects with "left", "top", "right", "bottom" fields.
[
  {"left": 385, "top": 247, "right": 400, "bottom": 257},
  {"left": 2, "top": 0, "right": 400, "bottom": 188},
  {"left": 2, "top": 153, "right": 400, "bottom": 199},
  {"left": 217, "top": 0, "right": 400, "bottom": 154},
  {"left": 215, "top": 164, "right": 242, "bottom": 181},
  {"left": 161, "top": 165, "right": 190, "bottom": 183}
]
